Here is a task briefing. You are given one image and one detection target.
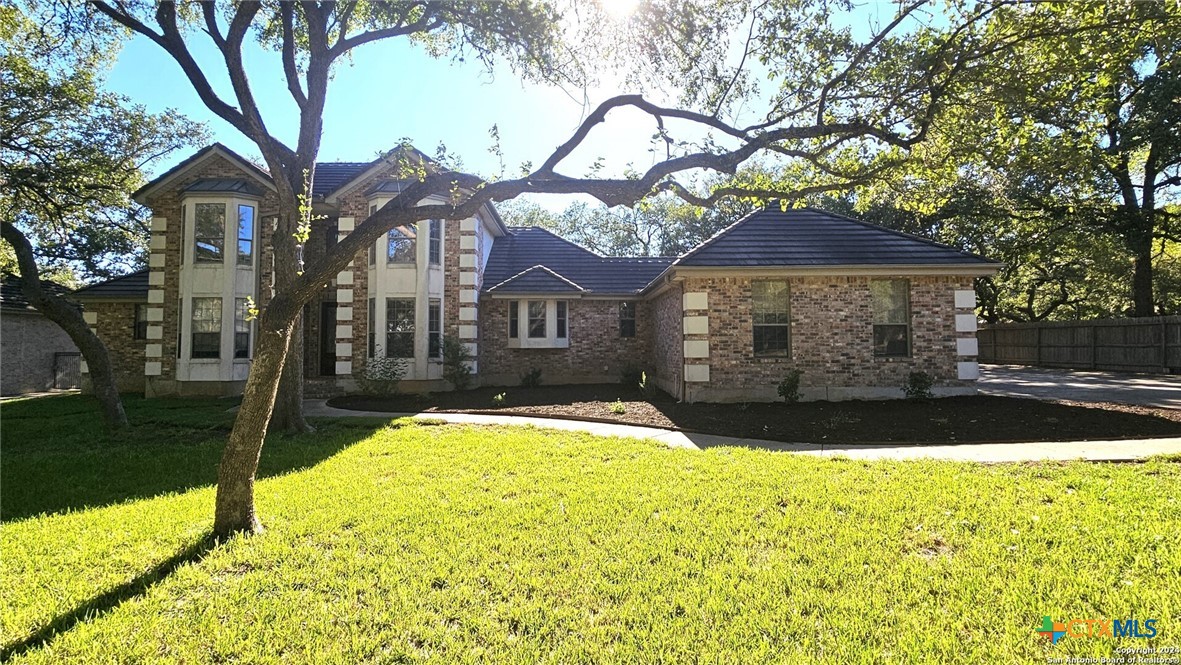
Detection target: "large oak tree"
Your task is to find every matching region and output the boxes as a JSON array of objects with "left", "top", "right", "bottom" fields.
[{"left": 88, "top": 0, "right": 1054, "bottom": 536}]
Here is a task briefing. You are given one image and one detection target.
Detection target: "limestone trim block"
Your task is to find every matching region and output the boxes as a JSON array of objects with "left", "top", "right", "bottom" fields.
[
  {"left": 684, "top": 364, "right": 710, "bottom": 382},
  {"left": 460, "top": 218, "right": 478, "bottom": 232},
  {"left": 148, "top": 271, "right": 165, "bottom": 286},
  {"left": 955, "top": 314, "right": 978, "bottom": 333},
  {"left": 144, "top": 361, "right": 162, "bottom": 376},
  {"left": 336, "top": 306, "right": 353, "bottom": 322},
  {"left": 683, "top": 292, "right": 708, "bottom": 311},
  {"left": 335, "top": 342, "right": 353, "bottom": 357},
  {"left": 460, "top": 236, "right": 477, "bottom": 250},
  {"left": 146, "top": 324, "right": 163, "bottom": 340},
  {"left": 148, "top": 253, "right": 165, "bottom": 268},
  {"left": 335, "top": 361, "right": 353, "bottom": 376},
  {"left": 83, "top": 311, "right": 98, "bottom": 325},
  {"left": 683, "top": 315, "right": 709, "bottom": 335},
  {"left": 145, "top": 343, "right": 163, "bottom": 358},
  {"left": 149, "top": 216, "right": 167, "bottom": 232},
  {"left": 336, "top": 288, "right": 354, "bottom": 304},
  {"left": 684, "top": 339, "right": 710, "bottom": 358},
  {"left": 954, "top": 289, "right": 977, "bottom": 309},
  {"left": 459, "top": 254, "right": 477, "bottom": 269},
  {"left": 148, "top": 289, "right": 165, "bottom": 304},
  {"left": 956, "top": 337, "right": 979, "bottom": 357},
  {"left": 957, "top": 361, "right": 980, "bottom": 380},
  {"left": 335, "top": 324, "right": 353, "bottom": 339},
  {"left": 459, "top": 324, "right": 478, "bottom": 340},
  {"left": 146, "top": 307, "right": 164, "bottom": 322},
  {"left": 336, "top": 271, "right": 354, "bottom": 286},
  {"left": 337, "top": 216, "right": 355, "bottom": 232}
]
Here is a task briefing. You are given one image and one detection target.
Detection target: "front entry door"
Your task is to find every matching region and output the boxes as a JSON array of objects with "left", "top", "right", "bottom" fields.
[{"left": 320, "top": 302, "right": 337, "bottom": 376}]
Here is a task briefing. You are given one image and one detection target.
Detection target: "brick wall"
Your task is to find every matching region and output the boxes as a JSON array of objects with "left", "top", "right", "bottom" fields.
[
  {"left": 679, "top": 274, "right": 975, "bottom": 401},
  {"left": 0, "top": 312, "right": 79, "bottom": 394},
  {"left": 480, "top": 297, "right": 652, "bottom": 385},
  {"left": 86, "top": 301, "right": 147, "bottom": 392},
  {"left": 648, "top": 283, "right": 684, "bottom": 399}
]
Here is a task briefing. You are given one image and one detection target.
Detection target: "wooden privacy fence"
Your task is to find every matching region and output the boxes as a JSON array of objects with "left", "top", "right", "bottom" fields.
[{"left": 977, "top": 316, "right": 1181, "bottom": 373}]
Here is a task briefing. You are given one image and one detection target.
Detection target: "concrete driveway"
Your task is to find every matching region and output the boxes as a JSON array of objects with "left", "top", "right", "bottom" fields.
[{"left": 978, "top": 364, "right": 1181, "bottom": 409}]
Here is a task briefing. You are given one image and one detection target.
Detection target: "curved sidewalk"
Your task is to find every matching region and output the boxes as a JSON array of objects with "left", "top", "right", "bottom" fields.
[{"left": 305, "top": 400, "right": 1181, "bottom": 463}]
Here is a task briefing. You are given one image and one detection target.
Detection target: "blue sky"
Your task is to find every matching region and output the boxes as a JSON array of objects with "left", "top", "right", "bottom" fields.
[{"left": 105, "top": 24, "right": 676, "bottom": 210}]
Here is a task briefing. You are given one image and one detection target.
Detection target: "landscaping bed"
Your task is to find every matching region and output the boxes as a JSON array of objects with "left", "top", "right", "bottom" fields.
[{"left": 328, "top": 383, "right": 1181, "bottom": 444}]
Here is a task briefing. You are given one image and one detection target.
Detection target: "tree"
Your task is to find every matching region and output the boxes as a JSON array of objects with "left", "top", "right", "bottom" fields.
[
  {"left": 862, "top": 2, "right": 1181, "bottom": 317},
  {"left": 89, "top": 0, "right": 1055, "bottom": 536},
  {"left": 0, "top": 3, "right": 203, "bottom": 429}
]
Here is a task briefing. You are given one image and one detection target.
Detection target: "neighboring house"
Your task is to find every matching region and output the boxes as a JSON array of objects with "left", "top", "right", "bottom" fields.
[
  {"left": 74, "top": 142, "right": 1000, "bottom": 401},
  {"left": 0, "top": 274, "right": 80, "bottom": 395}
]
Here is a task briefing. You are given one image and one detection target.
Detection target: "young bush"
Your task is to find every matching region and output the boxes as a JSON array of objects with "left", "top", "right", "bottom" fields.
[
  {"left": 356, "top": 348, "right": 406, "bottom": 397},
  {"left": 442, "top": 336, "right": 473, "bottom": 390},
  {"left": 520, "top": 367, "right": 543, "bottom": 388},
  {"left": 492, "top": 392, "right": 506, "bottom": 407},
  {"left": 609, "top": 399, "right": 627, "bottom": 415},
  {"left": 777, "top": 369, "right": 803, "bottom": 404},
  {"left": 903, "top": 371, "right": 935, "bottom": 400},
  {"left": 638, "top": 371, "right": 656, "bottom": 399}
]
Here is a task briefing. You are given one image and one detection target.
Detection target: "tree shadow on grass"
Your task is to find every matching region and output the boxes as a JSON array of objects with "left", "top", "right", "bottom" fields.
[
  {"left": 0, "top": 533, "right": 218, "bottom": 661},
  {"left": 1, "top": 417, "right": 397, "bottom": 523}
]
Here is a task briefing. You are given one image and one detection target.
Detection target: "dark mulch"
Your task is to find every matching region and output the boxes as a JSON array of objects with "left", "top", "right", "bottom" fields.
[{"left": 327, "top": 383, "right": 1181, "bottom": 445}]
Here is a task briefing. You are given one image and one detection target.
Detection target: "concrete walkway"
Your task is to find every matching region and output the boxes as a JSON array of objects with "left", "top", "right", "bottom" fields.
[
  {"left": 979, "top": 364, "right": 1181, "bottom": 409},
  {"left": 306, "top": 400, "right": 1181, "bottom": 463}
]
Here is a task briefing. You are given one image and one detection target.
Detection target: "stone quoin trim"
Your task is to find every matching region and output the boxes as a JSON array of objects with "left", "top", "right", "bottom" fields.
[
  {"left": 682, "top": 291, "right": 710, "bottom": 383},
  {"left": 954, "top": 288, "right": 980, "bottom": 380},
  {"left": 334, "top": 217, "right": 355, "bottom": 376}
]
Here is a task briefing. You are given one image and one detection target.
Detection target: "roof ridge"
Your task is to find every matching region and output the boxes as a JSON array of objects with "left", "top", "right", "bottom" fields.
[
  {"left": 670, "top": 205, "right": 764, "bottom": 267},
  {"left": 515, "top": 226, "right": 603, "bottom": 258}
]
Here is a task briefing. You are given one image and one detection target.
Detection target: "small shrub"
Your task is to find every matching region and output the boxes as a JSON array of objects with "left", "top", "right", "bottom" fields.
[
  {"left": 903, "top": 371, "right": 935, "bottom": 400},
  {"left": 609, "top": 399, "right": 627, "bottom": 415},
  {"left": 442, "top": 336, "right": 473, "bottom": 390},
  {"left": 491, "top": 392, "right": 506, "bottom": 407},
  {"left": 356, "top": 348, "right": 406, "bottom": 397},
  {"left": 520, "top": 367, "right": 543, "bottom": 388},
  {"left": 621, "top": 366, "right": 643, "bottom": 388},
  {"left": 777, "top": 369, "right": 803, "bottom": 404}
]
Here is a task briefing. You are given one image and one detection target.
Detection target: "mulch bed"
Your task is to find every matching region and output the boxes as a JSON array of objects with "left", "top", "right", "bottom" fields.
[{"left": 327, "top": 383, "right": 1181, "bottom": 445}]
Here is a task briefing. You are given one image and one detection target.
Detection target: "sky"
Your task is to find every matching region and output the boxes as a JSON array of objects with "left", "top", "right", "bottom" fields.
[{"left": 100, "top": 3, "right": 899, "bottom": 211}]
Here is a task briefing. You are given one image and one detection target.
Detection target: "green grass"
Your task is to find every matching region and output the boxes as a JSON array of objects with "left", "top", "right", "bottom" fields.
[{"left": 2, "top": 395, "right": 1179, "bottom": 663}]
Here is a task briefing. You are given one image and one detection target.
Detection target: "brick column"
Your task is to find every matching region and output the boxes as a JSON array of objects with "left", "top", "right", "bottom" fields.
[
  {"left": 144, "top": 216, "right": 167, "bottom": 379},
  {"left": 334, "top": 217, "right": 356, "bottom": 376},
  {"left": 682, "top": 290, "right": 710, "bottom": 393},
  {"left": 954, "top": 287, "right": 980, "bottom": 380},
  {"left": 457, "top": 218, "right": 480, "bottom": 373}
]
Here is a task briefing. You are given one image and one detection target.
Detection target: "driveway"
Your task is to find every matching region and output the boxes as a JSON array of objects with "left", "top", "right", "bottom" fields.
[{"left": 978, "top": 364, "right": 1181, "bottom": 410}]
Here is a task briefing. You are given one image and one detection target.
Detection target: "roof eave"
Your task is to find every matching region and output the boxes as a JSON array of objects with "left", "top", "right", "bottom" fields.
[{"left": 669, "top": 263, "right": 1003, "bottom": 277}]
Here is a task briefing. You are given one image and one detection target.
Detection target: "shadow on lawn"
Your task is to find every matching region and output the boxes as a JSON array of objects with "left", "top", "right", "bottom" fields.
[
  {"left": 0, "top": 533, "right": 218, "bottom": 660},
  {"left": 1, "top": 407, "right": 392, "bottom": 523}
]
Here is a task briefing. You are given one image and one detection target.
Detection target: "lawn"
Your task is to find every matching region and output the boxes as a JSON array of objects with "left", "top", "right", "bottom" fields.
[{"left": 2, "top": 395, "right": 1179, "bottom": 663}]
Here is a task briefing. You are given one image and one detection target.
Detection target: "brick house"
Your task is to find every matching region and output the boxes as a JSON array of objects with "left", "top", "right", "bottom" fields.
[
  {"left": 1, "top": 274, "right": 80, "bottom": 395},
  {"left": 73, "top": 143, "right": 1000, "bottom": 402}
]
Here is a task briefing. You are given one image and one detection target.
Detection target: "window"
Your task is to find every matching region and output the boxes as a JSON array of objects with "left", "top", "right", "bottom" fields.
[
  {"left": 871, "top": 279, "right": 910, "bottom": 357},
  {"left": 428, "top": 219, "right": 442, "bottom": 265},
  {"left": 237, "top": 205, "right": 254, "bottom": 266},
  {"left": 194, "top": 203, "right": 225, "bottom": 262},
  {"left": 367, "top": 297, "right": 376, "bottom": 358},
  {"left": 133, "top": 304, "right": 149, "bottom": 340},
  {"left": 527, "top": 300, "right": 546, "bottom": 338},
  {"left": 556, "top": 301, "right": 567, "bottom": 339},
  {"left": 428, "top": 299, "right": 442, "bottom": 358},
  {"left": 191, "top": 297, "right": 222, "bottom": 358},
  {"left": 234, "top": 298, "right": 251, "bottom": 359},
  {"left": 618, "top": 301, "right": 636, "bottom": 338},
  {"left": 508, "top": 300, "right": 519, "bottom": 338},
  {"left": 386, "top": 298, "right": 415, "bottom": 358},
  {"left": 387, "top": 225, "right": 416, "bottom": 264},
  {"left": 752, "top": 281, "right": 790, "bottom": 356}
]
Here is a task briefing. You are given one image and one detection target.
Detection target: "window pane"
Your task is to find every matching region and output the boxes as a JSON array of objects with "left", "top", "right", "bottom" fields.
[
  {"left": 527, "top": 301, "right": 546, "bottom": 338},
  {"left": 509, "top": 301, "right": 519, "bottom": 338},
  {"left": 387, "top": 225, "right": 416, "bottom": 263},
  {"left": 429, "top": 219, "right": 442, "bottom": 265},
  {"left": 234, "top": 298, "right": 250, "bottom": 359},
  {"left": 753, "top": 325, "right": 789, "bottom": 355},
  {"left": 619, "top": 301, "right": 635, "bottom": 338},
  {"left": 367, "top": 298, "right": 376, "bottom": 358},
  {"left": 386, "top": 298, "right": 415, "bottom": 357},
  {"left": 191, "top": 297, "right": 221, "bottom": 358},
  {"left": 237, "top": 206, "right": 254, "bottom": 266},
  {"left": 871, "top": 280, "right": 909, "bottom": 324},
  {"left": 874, "top": 324, "right": 910, "bottom": 357},
  {"left": 753, "top": 281, "right": 789, "bottom": 325},
  {"left": 194, "top": 203, "right": 225, "bottom": 262},
  {"left": 556, "top": 301, "right": 567, "bottom": 339},
  {"left": 428, "top": 300, "right": 441, "bottom": 358}
]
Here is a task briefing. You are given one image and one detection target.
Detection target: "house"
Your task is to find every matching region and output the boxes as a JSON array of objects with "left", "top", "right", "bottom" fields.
[
  {"left": 1, "top": 274, "right": 80, "bottom": 395},
  {"left": 72, "top": 143, "right": 1000, "bottom": 402}
]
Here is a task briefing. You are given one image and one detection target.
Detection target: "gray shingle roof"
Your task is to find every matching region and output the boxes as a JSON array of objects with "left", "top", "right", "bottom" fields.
[
  {"left": 183, "top": 179, "right": 264, "bottom": 196},
  {"left": 676, "top": 207, "right": 998, "bottom": 267},
  {"left": 72, "top": 270, "right": 149, "bottom": 300},
  {"left": 486, "top": 265, "right": 587, "bottom": 294},
  {"left": 313, "top": 162, "right": 372, "bottom": 198},
  {"left": 0, "top": 274, "right": 73, "bottom": 312},
  {"left": 483, "top": 227, "right": 673, "bottom": 296}
]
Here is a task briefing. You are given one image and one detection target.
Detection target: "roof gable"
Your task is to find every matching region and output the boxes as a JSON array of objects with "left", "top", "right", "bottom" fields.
[
  {"left": 132, "top": 143, "right": 274, "bottom": 204},
  {"left": 487, "top": 265, "right": 587, "bottom": 294},
  {"left": 674, "top": 207, "right": 999, "bottom": 268}
]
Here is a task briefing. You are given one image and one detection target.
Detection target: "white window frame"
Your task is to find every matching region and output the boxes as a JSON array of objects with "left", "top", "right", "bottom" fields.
[{"left": 506, "top": 299, "right": 570, "bottom": 349}]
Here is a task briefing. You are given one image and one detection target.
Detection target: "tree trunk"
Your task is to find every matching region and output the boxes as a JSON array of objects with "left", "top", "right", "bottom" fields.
[
  {"left": 1131, "top": 244, "right": 1155, "bottom": 317},
  {"left": 1, "top": 223, "right": 129, "bottom": 429},
  {"left": 270, "top": 309, "right": 312, "bottom": 433},
  {"left": 213, "top": 299, "right": 298, "bottom": 536}
]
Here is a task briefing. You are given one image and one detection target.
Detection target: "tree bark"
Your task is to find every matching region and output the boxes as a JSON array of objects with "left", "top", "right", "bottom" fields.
[
  {"left": 213, "top": 296, "right": 298, "bottom": 536},
  {"left": 1, "top": 222, "right": 128, "bottom": 430},
  {"left": 270, "top": 309, "right": 312, "bottom": 433},
  {"left": 1131, "top": 242, "right": 1155, "bottom": 317}
]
